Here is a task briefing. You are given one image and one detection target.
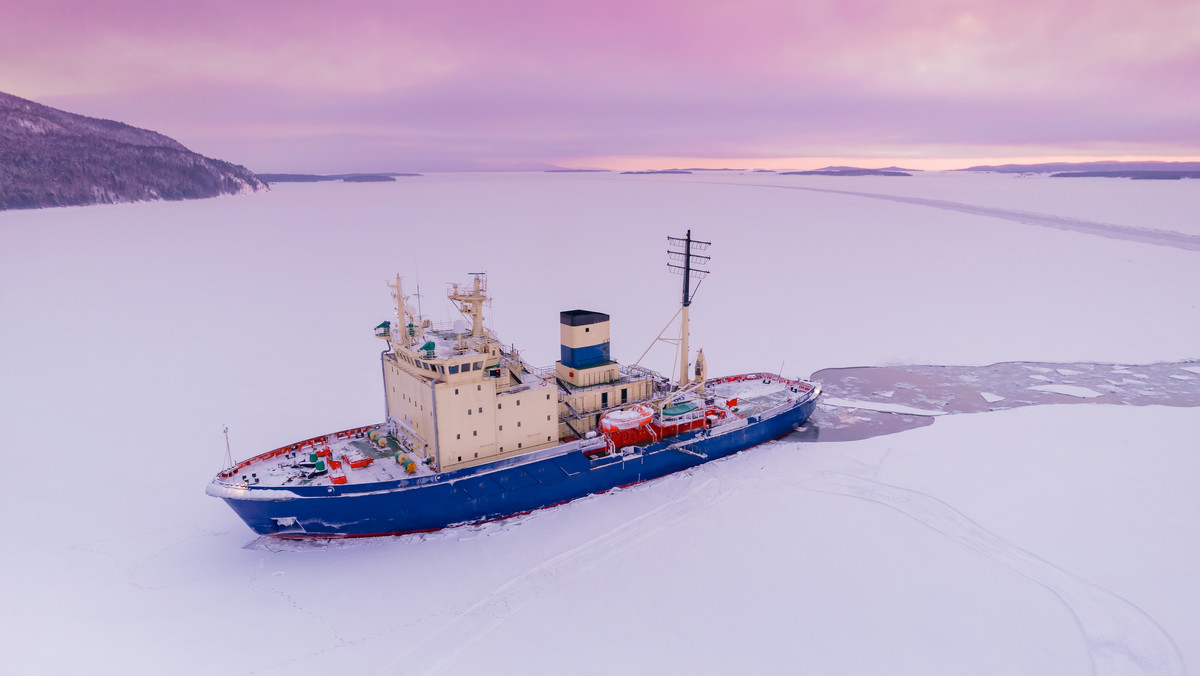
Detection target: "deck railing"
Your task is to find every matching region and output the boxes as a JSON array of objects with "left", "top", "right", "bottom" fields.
[{"left": 215, "top": 424, "right": 378, "bottom": 480}]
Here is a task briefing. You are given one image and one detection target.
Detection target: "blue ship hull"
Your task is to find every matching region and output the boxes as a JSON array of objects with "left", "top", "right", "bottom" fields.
[{"left": 214, "top": 396, "right": 817, "bottom": 537}]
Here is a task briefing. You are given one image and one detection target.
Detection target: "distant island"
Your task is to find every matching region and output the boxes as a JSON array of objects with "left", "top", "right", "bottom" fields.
[
  {"left": 1049, "top": 170, "right": 1200, "bottom": 180},
  {"left": 544, "top": 169, "right": 611, "bottom": 173},
  {"left": 620, "top": 169, "right": 693, "bottom": 175},
  {"left": 958, "top": 161, "right": 1200, "bottom": 177},
  {"left": 780, "top": 166, "right": 912, "bottom": 177},
  {"left": 0, "top": 90, "right": 265, "bottom": 210},
  {"left": 344, "top": 174, "right": 396, "bottom": 182},
  {"left": 257, "top": 172, "right": 421, "bottom": 184}
]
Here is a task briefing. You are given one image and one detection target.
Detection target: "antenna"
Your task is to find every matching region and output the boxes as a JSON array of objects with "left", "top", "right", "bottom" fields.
[
  {"left": 222, "top": 425, "right": 233, "bottom": 470},
  {"left": 414, "top": 266, "right": 424, "bottom": 319},
  {"left": 667, "top": 230, "right": 710, "bottom": 307}
]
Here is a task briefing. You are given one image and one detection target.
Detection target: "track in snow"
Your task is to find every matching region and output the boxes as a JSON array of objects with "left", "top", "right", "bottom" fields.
[
  {"left": 798, "top": 471, "right": 1185, "bottom": 676},
  {"left": 701, "top": 180, "right": 1200, "bottom": 252},
  {"left": 376, "top": 474, "right": 735, "bottom": 676}
]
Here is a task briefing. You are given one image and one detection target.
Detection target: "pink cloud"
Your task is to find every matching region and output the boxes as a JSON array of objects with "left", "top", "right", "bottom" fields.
[{"left": 4, "top": 0, "right": 1198, "bottom": 171}]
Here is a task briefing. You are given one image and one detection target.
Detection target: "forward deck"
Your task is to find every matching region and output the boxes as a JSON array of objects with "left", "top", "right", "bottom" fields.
[{"left": 217, "top": 426, "right": 436, "bottom": 490}]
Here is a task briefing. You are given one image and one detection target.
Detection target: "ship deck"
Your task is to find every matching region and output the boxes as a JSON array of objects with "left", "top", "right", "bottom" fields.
[
  {"left": 220, "top": 428, "right": 437, "bottom": 490},
  {"left": 708, "top": 373, "right": 815, "bottom": 418},
  {"left": 215, "top": 374, "right": 818, "bottom": 490}
]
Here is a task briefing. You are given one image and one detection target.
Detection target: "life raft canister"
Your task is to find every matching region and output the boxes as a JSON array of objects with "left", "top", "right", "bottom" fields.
[{"left": 599, "top": 404, "right": 655, "bottom": 433}]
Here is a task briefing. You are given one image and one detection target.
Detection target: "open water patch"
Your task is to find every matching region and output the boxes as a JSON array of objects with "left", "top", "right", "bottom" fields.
[{"left": 797, "top": 359, "right": 1200, "bottom": 442}]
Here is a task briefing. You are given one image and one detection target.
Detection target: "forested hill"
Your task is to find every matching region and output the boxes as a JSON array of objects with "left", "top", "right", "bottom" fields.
[{"left": 0, "top": 91, "right": 265, "bottom": 210}]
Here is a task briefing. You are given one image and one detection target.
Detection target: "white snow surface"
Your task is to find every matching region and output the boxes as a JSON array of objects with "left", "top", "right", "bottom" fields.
[{"left": 2, "top": 171, "right": 1199, "bottom": 675}]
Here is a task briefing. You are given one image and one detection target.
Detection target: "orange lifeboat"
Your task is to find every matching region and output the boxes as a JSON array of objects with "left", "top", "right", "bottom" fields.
[
  {"left": 599, "top": 404, "right": 656, "bottom": 448},
  {"left": 599, "top": 404, "right": 654, "bottom": 432}
]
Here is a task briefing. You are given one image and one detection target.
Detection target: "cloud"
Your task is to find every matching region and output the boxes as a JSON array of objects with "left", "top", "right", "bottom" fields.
[{"left": 6, "top": 0, "right": 1199, "bottom": 170}]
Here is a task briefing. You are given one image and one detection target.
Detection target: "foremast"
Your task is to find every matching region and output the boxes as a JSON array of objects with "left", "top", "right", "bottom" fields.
[{"left": 385, "top": 274, "right": 425, "bottom": 352}]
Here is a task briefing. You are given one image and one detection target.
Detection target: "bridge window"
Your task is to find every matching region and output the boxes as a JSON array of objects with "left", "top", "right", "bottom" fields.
[{"left": 449, "top": 365, "right": 459, "bottom": 374}]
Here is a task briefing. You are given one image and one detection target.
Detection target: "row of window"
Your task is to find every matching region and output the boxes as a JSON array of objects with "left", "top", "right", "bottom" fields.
[
  {"left": 398, "top": 351, "right": 485, "bottom": 376},
  {"left": 456, "top": 415, "right": 549, "bottom": 437},
  {"left": 389, "top": 366, "right": 427, "bottom": 414},
  {"left": 449, "top": 361, "right": 485, "bottom": 375},
  {"left": 451, "top": 391, "right": 554, "bottom": 407}
]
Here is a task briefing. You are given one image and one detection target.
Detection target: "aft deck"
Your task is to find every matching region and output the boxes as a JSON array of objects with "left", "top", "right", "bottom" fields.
[{"left": 708, "top": 373, "right": 817, "bottom": 419}]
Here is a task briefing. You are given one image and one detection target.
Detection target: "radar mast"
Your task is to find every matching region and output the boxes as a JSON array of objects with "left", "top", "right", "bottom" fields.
[{"left": 667, "top": 231, "right": 710, "bottom": 388}]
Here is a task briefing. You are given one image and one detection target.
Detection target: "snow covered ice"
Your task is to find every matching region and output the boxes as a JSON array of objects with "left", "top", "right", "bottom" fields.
[{"left": 2, "top": 170, "right": 1199, "bottom": 675}]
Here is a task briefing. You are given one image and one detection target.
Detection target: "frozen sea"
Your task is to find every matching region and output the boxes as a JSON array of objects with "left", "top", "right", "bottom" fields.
[{"left": 2, "top": 170, "right": 1199, "bottom": 675}]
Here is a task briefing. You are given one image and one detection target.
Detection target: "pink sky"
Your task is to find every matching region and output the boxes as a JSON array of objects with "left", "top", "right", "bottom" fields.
[{"left": 3, "top": 0, "right": 1198, "bottom": 172}]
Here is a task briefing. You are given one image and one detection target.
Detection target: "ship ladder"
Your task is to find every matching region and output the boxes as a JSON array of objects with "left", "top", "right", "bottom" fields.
[
  {"left": 563, "top": 418, "right": 583, "bottom": 439},
  {"left": 669, "top": 442, "right": 707, "bottom": 459}
]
